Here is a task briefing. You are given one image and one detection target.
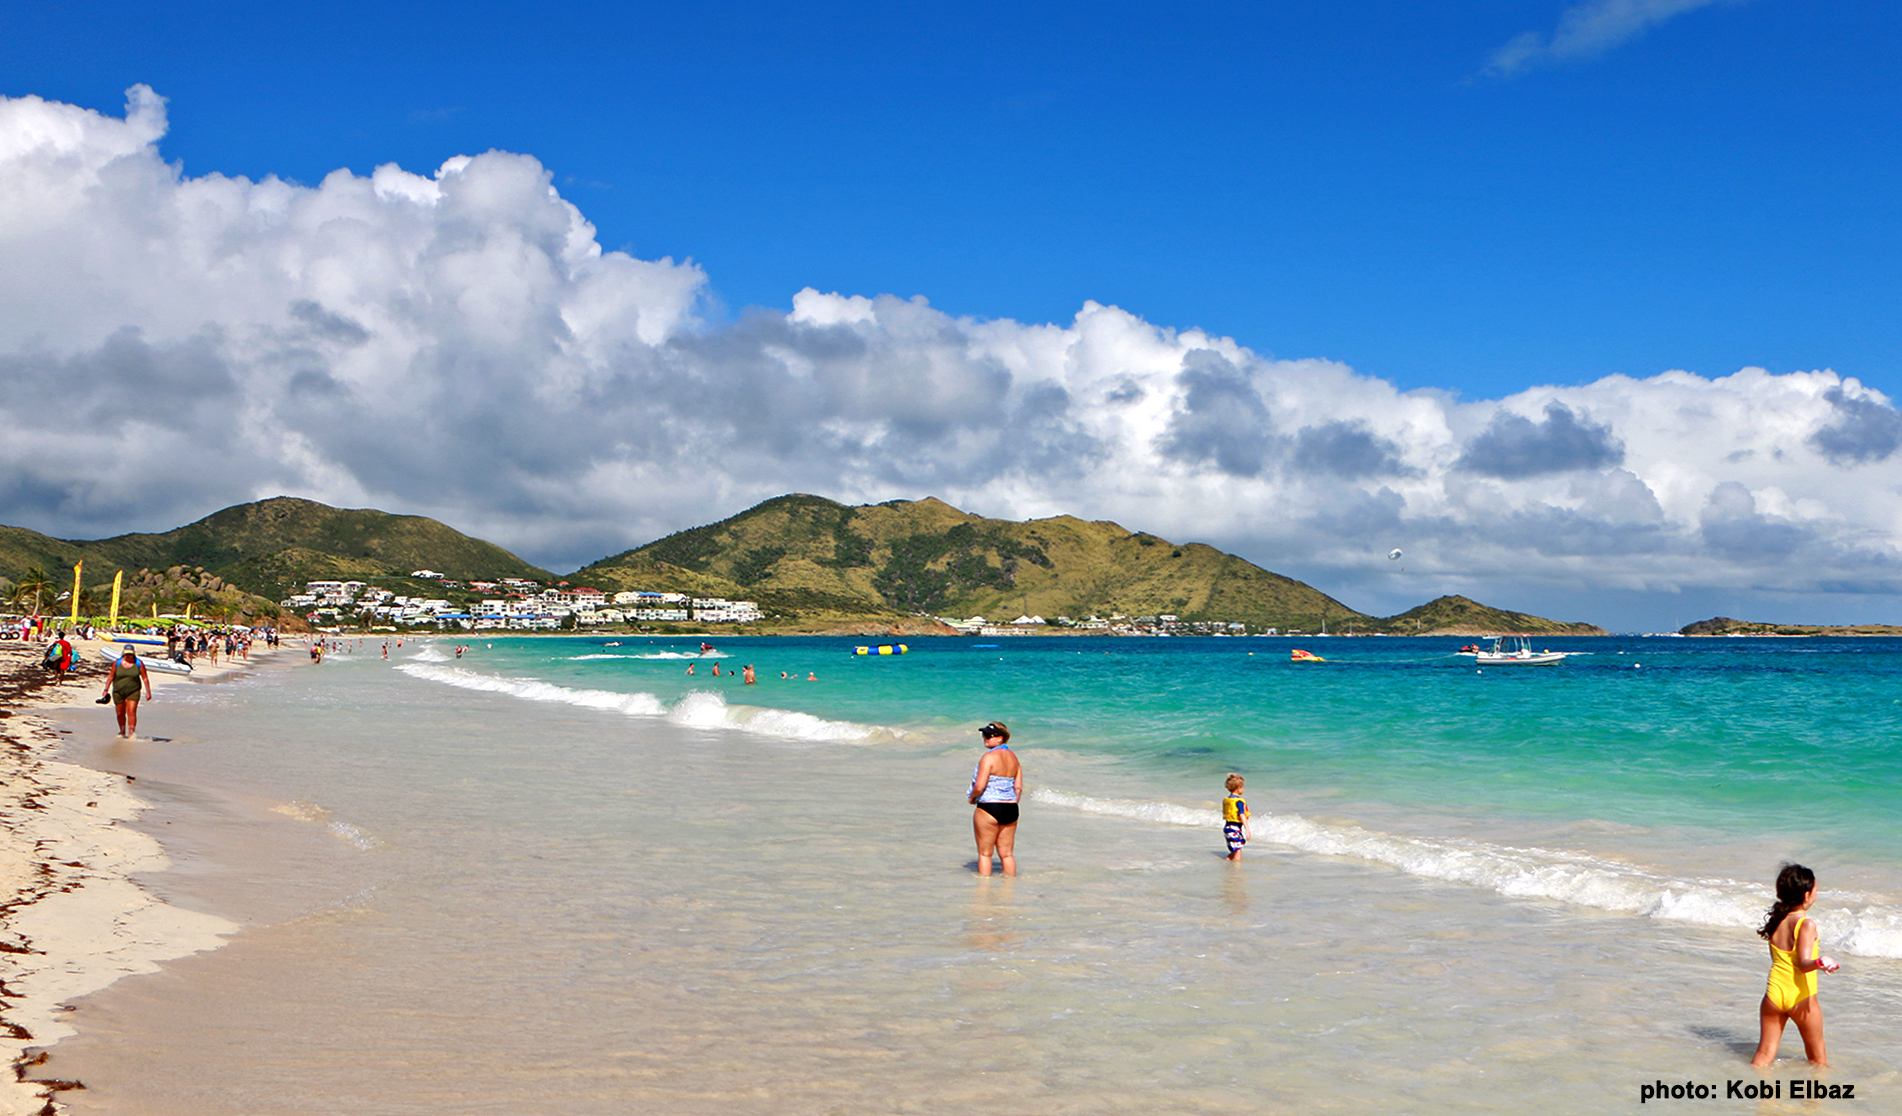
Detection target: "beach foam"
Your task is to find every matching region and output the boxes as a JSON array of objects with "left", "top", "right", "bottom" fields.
[
  {"left": 397, "top": 662, "right": 886, "bottom": 743},
  {"left": 1030, "top": 787, "right": 1902, "bottom": 956},
  {"left": 564, "top": 650, "right": 721, "bottom": 660},
  {"left": 398, "top": 661, "right": 668, "bottom": 716}
]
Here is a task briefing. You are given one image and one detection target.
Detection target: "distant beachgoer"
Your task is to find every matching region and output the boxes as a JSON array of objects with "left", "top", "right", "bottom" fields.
[
  {"left": 743, "top": 664, "right": 756, "bottom": 684},
  {"left": 1222, "top": 773, "right": 1251, "bottom": 861},
  {"left": 685, "top": 664, "right": 695, "bottom": 675},
  {"left": 43, "top": 636, "right": 74, "bottom": 678},
  {"left": 806, "top": 672, "right": 818, "bottom": 681},
  {"left": 1752, "top": 863, "right": 1840, "bottom": 1067},
  {"left": 102, "top": 647, "right": 153, "bottom": 739},
  {"left": 712, "top": 662, "right": 722, "bottom": 677},
  {"left": 780, "top": 671, "right": 789, "bottom": 679},
  {"left": 968, "top": 722, "right": 1021, "bottom": 877}
]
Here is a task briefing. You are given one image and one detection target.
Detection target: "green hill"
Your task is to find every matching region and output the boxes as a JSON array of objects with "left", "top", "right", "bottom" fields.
[
  {"left": 1, "top": 497, "right": 554, "bottom": 619},
  {"left": 0, "top": 526, "right": 95, "bottom": 588},
  {"left": 4, "top": 493, "right": 1609, "bottom": 635},
  {"left": 572, "top": 494, "right": 1369, "bottom": 630},
  {"left": 1368, "top": 595, "right": 1604, "bottom": 636},
  {"left": 80, "top": 497, "right": 554, "bottom": 599},
  {"left": 1679, "top": 616, "right": 1902, "bottom": 637}
]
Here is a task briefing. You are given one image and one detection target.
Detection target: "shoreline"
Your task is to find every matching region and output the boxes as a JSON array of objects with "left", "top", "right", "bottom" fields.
[{"left": 0, "top": 639, "right": 259, "bottom": 1115}]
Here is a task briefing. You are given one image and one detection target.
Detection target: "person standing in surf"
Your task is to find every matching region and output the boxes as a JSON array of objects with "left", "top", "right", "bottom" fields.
[
  {"left": 1752, "top": 863, "right": 1840, "bottom": 1067},
  {"left": 1222, "top": 773, "right": 1251, "bottom": 861},
  {"left": 969, "top": 721, "right": 1021, "bottom": 877},
  {"left": 102, "top": 646, "right": 153, "bottom": 739}
]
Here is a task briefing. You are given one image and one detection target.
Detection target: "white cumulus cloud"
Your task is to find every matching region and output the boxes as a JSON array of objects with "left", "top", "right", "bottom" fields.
[
  {"left": 2, "top": 85, "right": 1898, "bottom": 629},
  {"left": 1488, "top": 0, "right": 1749, "bottom": 76}
]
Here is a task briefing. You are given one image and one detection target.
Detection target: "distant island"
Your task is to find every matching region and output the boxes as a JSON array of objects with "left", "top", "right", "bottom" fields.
[
  {"left": 1679, "top": 617, "right": 1902, "bottom": 637},
  {"left": 2, "top": 494, "right": 1608, "bottom": 637}
]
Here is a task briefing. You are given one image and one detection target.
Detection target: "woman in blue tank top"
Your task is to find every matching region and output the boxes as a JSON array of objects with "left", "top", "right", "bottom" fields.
[{"left": 968, "top": 721, "right": 1022, "bottom": 876}]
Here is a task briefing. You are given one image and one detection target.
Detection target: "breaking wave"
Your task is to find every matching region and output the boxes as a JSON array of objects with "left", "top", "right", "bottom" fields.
[
  {"left": 395, "top": 663, "right": 883, "bottom": 743},
  {"left": 1030, "top": 788, "right": 1902, "bottom": 957}
]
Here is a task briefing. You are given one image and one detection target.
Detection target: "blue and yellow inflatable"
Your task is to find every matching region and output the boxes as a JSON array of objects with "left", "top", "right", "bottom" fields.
[{"left": 853, "top": 644, "right": 908, "bottom": 656}]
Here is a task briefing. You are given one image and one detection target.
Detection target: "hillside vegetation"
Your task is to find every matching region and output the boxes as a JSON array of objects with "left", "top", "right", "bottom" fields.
[
  {"left": 1680, "top": 616, "right": 1902, "bottom": 637},
  {"left": 4, "top": 493, "right": 1608, "bottom": 635},
  {"left": 1369, "top": 595, "right": 1603, "bottom": 636},
  {"left": 0, "top": 497, "right": 552, "bottom": 621},
  {"left": 574, "top": 494, "right": 1370, "bottom": 630}
]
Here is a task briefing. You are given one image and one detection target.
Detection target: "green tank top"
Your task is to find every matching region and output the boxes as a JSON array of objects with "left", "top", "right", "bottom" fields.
[{"left": 110, "top": 659, "right": 143, "bottom": 700}]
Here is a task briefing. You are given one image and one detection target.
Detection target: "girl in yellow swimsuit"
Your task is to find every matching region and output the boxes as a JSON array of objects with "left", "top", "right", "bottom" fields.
[{"left": 1751, "top": 863, "right": 1840, "bottom": 1067}]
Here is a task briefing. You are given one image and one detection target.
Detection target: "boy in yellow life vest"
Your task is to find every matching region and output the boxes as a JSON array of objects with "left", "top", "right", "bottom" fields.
[{"left": 1223, "top": 773, "right": 1251, "bottom": 861}]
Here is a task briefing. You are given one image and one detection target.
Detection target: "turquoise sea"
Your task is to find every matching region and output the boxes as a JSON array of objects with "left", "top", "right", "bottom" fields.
[{"left": 42, "top": 634, "right": 1902, "bottom": 1112}]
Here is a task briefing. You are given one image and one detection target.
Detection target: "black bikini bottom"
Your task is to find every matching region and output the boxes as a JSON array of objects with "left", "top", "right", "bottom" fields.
[{"left": 976, "top": 802, "right": 1019, "bottom": 825}]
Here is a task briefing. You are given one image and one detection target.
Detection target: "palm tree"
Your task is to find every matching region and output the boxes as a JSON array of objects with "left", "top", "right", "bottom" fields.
[{"left": 10, "top": 567, "right": 55, "bottom": 613}]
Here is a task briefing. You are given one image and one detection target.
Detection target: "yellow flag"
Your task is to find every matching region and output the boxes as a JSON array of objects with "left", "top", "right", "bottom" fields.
[
  {"left": 109, "top": 570, "right": 123, "bottom": 628},
  {"left": 69, "top": 562, "right": 82, "bottom": 625}
]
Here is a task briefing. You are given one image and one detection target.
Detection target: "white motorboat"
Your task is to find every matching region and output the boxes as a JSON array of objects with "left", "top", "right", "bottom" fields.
[
  {"left": 1472, "top": 635, "right": 1568, "bottom": 666},
  {"left": 99, "top": 647, "right": 194, "bottom": 675}
]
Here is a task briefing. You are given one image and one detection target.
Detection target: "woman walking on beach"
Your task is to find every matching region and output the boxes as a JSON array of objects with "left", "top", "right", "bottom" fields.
[
  {"left": 103, "top": 647, "right": 152, "bottom": 740},
  {"left": 969, "top": 721, "right": 1021, "bottom": 877},
  {"left": 1752, "top": 863, "right": 1840, "bottom": 1067}
]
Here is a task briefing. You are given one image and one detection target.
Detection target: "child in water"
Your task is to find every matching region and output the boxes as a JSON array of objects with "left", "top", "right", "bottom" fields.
[
  {"left": 1222, "top": 773, "right": 1250, "bottom": 861},
  {"left": 1751, "top": 863, "right": 1840, "bottom": 1067}
]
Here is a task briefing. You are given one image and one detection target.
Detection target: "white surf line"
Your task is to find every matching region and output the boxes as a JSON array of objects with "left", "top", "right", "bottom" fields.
[{"left": 1030, "top": 788, "right": 1902, "bottom": 956}]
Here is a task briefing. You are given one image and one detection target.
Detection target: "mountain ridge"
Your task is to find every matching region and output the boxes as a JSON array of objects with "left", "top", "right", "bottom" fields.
[
  {"left": 2, "top": 494, "right": 1607, "bottom": 635},
  {"left": 573, "top": 494, "right": 1605, "bottom": 635}
]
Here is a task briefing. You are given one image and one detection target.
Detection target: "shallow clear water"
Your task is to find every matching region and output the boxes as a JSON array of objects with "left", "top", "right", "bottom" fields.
[{"left": 40, "top": 635, "right": 1902, "bottom": 1112}]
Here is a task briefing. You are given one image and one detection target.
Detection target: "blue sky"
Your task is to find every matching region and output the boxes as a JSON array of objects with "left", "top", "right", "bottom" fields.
[
  {"left": 12, "top": 0, "right": 1896, "bottom": 397},
  {"left": 4, "top": 1, "right": 1902, "bottom": 629}
]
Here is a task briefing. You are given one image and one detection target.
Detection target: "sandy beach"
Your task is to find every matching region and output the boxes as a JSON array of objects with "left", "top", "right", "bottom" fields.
[
  {"left": 0, "top": 635, "right": 1896, "bottom": 1113},
  {"left": 0, "top": 638, "right": 254, "bottom": 1115}
]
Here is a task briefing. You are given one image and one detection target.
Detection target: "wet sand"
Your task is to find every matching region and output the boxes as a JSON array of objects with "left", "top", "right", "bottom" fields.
[{"left": 0, "top": 638, "right": 258, "bottom": 1114}]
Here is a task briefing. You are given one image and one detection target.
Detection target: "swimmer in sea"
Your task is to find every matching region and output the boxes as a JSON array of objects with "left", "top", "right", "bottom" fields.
[
  {"left": 685, "top": 664, "right": 695, "bottom": 675},
  {"left": 968, "top": 722, "right": 1021, "bottom": 877},
  {"left": 743, "top": 664, "right": 756, "bottom": 684},
  {"left": 1752, "top": 863, "right": 1840, "bottom": 1067}
]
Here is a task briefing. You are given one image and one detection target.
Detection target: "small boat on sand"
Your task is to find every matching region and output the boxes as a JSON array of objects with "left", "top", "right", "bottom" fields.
[{"left": 98, "top": 648, "right": 194, "bottom": 675}]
